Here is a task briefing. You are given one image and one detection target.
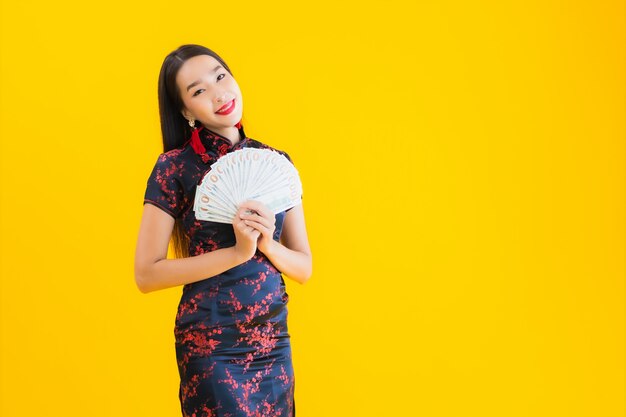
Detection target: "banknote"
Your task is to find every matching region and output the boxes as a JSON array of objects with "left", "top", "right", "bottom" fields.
[{"left": 193, "top": 148, "right": 302, "bottom": 224}]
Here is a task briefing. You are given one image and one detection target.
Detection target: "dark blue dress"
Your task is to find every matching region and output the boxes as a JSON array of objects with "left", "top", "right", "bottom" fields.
[{"left": 143, "top": 126, "right": 297, "bottom": 417}]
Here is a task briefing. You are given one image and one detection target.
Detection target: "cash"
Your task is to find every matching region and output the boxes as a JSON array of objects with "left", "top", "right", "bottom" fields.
[{"left": 193, "top": 148, "right": 303, "bottom": 224}]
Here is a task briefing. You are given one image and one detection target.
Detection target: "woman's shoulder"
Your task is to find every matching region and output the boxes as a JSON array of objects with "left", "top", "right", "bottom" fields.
[
  {"left": 148, "top": 144, "right": 196, "bottom": 182},
  {"left": 153, "top": 143, "right": 195, "bottom": 166},
  {"left": 161, "top": 144, "right": 188, "bottom": 159}
]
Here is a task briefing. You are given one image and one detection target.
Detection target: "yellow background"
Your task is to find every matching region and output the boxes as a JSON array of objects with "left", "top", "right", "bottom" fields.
[{"left": 1, "top": 1, "right": 624, "bottom": 416}]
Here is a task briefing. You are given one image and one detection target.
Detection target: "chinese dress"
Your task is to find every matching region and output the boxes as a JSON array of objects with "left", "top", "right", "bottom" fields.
[{"left": 143, "top": 125, "right": 297, "bottom": 417}]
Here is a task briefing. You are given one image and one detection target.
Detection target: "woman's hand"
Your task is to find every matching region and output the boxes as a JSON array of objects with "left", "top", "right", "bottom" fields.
[
  {"left": 233, "top": 206, "right": 261, "bottom": 262},
  {"left": 237, "top": 200, "right": 276, "bottom": 255}
]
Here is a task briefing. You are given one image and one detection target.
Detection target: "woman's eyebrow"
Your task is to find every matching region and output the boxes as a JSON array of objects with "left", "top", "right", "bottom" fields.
[{"left": 186, "top": 65, "right": 223, "bottom": 92}]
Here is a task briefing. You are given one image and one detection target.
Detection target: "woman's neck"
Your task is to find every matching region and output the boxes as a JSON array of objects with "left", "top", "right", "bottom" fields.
[{"left": 211, "top": 126, "right": 240, "bottom": 146}]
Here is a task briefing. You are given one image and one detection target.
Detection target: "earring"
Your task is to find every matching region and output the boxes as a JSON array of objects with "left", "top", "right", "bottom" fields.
[{"left": 188, "top": 118, "right": 210, "bottom": 163}]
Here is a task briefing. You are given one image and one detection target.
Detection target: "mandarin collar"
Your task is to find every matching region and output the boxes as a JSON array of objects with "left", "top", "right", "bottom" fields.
[{"left": 197, "top": 126, "right": 249, "bottom": 161}]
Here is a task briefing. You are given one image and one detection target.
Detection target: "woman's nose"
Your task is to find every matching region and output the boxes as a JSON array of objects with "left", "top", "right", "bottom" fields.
[{"left": 215, "top": 93, "right": 227, "bottom": 104}]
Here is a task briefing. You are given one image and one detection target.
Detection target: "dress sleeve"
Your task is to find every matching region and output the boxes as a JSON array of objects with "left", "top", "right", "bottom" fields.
[
  {"left": 280, "top": 151, "right": 303, "bottom": 212},
  {"left": 143, "top": 153, "right": 185, "bottom": 219}
]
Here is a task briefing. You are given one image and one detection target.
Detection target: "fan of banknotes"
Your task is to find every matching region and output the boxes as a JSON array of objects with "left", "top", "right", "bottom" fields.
[{"left": 193, "top": 148, "right": 303, "bottom": 224}]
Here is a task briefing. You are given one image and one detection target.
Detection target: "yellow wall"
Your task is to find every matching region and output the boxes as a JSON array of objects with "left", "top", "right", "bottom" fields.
[{"left": 0, "top": 1, "right": 623, "bottom": 416}]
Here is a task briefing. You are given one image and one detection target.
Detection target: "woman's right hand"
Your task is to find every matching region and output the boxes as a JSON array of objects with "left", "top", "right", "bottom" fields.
[{"left": 233, "top": 207, "right": 260, "bottom": 262}]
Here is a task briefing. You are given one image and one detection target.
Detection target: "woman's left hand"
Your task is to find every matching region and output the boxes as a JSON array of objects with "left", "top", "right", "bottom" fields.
[{"left": 237, "top": 200, "right": 276, "bottom": 255}]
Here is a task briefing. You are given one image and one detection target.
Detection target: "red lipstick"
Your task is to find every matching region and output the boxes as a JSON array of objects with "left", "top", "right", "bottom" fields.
[{"left": 215, "top": 99, "right": 235, "bottom": 115}]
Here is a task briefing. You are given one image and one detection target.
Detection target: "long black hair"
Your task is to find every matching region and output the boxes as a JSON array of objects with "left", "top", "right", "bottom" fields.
[{"left": 157, "top": 44, "right": 244, "bottom": 258}]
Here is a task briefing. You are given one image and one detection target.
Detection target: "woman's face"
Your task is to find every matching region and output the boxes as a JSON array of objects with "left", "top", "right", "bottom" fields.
[{"left": 176, "top": 54, "right": 243, "bottom": 131}]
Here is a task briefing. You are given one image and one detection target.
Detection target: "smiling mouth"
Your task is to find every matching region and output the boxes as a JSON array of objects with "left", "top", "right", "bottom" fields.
[{"left": 215, "top": 99, "right": 235, "bottom": 114}]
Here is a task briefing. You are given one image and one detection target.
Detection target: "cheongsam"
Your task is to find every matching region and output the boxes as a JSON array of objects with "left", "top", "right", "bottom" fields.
[{"left": 143, "top": 126, "right": 297, "bottom": 417}]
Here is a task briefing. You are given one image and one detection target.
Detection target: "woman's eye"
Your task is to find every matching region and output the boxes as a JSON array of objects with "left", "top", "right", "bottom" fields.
[{"left": 192, "top": 74, "right": 225, "bottom": 96}]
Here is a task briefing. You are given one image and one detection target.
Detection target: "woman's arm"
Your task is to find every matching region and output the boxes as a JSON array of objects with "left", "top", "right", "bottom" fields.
[
  {"left": 134, "top": 204, "right": 256, "bottom": 293},
  {"left": 240, "top": 201, "right": 313, "bottom": 284}
]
